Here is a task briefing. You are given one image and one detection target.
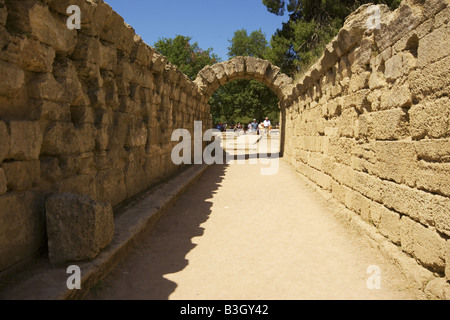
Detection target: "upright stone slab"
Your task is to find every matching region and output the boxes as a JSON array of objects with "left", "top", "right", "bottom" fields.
[{"left": 45, "top": 193, "right": 114, "bottom": 265}]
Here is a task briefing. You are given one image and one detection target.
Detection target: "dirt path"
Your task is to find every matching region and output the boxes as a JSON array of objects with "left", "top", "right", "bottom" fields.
[{"left": 85, "top": 135, "right": 424, "bottom": 300}]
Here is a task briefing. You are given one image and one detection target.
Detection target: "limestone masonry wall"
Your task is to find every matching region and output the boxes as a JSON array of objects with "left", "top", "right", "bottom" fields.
[
  {"left": 0, "top": 0, "right": 211, "bottom": 272},
  {"left": 0, "top": 0, "right": 449, "bottom": 296},
  {"left": 283, "top": 0, "right": 450, "bottom": 288}
]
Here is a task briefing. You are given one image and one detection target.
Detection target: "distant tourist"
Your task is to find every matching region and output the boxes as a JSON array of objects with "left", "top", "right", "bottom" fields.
[
  {"left": 263, "top": 117, "right": 271, "bottom": 135},
  {"left": 251, "top": 119, "right": 258, "bottom": 134}
]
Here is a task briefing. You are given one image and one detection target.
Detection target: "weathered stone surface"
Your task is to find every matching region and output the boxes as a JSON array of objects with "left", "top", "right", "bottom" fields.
[
  {"left": 28, "top": 73, "right": 65, "bottom": 102},
  {"left": 21, "top": 39, "right": 55, "bottom": 73},
  {"left": 365, "top": 108, "right": 410, "bottom": 140},
  {"left": 414, "top": 139, "right": 450, "bottom": 162},
  {"left": 0, "top": 121, "right": 9, "bottom": 163},
  {"left": 42, "top": 123, "right": 95, "bottom": 156},
  {"left": 418, "top": 24, "right": 450, "bottom": 67},
  {"left": 0, "top": 60, "right": 24, "bottom": 97},
  {"left": 410, "top": 97, "right": 450, "bottom": 140},
  {"left": 8, "top": 121, "right": 42, "bottom": 161},
  {"left": 28, "top": 3, "right": 77, "bottom": 54},
  {"left": 45, "top": 0, "right": 97, "bottom": 25},
  {"left": 415, "top": 162, "right": 450, "bottom": 197},
  {"left": 401, "top": 217, "right": 446, "bottom": 273},
  {"left": 96, "top": 168, "right": 127, "bottom": 206},
  {"left": 30, "top": 100, "right": 71, "bottom": 122},
  {"left": 446, "top": 240, "right": 450, "bottom": 282},
  {"left": 424, "top": 278, "right": 450, "bottom": 300},
  {"left": 46, "top": 193, "right": 114, "bottom": 265},
  {"left": 57, "top": 174, "right": 97, "bottom": 200},
  {"left": 409, "top": 55, "right": 450, "bottom": 100},
  {"left": 2, "top": 160, "right": 40, "bottom": 191},
  {"left": 0, "top": 168, "right": 6, "bottom": 195},
  {"left": 373, "top": 203, "right": 402, "bottom": 245},
  {"left": 379, "top": 84, "right": 412, "bottom": 110},
  {"left": 374, "top": 2, "right": 424, "bottom": 51},
  {"left": 385, "top": 52, "right": 417, "bottom": 82},
  {"left": 435, "top": 5, "right": 450, "bottom": 29},
  {"left": 0, "top": 192, "right": 46, "bottom": 272},
  {"left": 0, "top": 0, "right": 6, "bottom": 27},
  {"left": 372, "top": 141, "right": 417, "bottom": 186},
  {"left": 381, "top": 179, "right": 449, "bottom": 231}
]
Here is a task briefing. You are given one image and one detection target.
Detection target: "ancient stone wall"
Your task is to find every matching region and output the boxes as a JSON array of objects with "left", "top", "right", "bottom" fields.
[
  {"left": 283, "top": 0, "right": 450, "bottom": 287},
  {"left": 0, "top": 0, "right": 211, "bottom": 272}
]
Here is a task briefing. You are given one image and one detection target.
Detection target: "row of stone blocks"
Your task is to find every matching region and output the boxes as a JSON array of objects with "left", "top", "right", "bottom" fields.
[{"left": 45, "top": 193, "right": 114, "bottom": 265}]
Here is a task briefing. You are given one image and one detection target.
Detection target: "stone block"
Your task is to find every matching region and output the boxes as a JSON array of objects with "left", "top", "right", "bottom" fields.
[
  {"left": 0, "top": 120, "right": 9, "bottom": 163},
  {"left": 372, "top": 141, "right": 417, "bottom": 187},
  {"left": 368, "top": 108, "right": 410, "bottom": 140},
  {"left": 400, "top": 216, "right": 446, "bottom": 273},
  {"left": 0, "top": 168, "right": 6, "bottom": 195},
  {"left": 352, "top": 170, "right": 384, "bottom": 203},
  {"left": 0, "top": 60, "right": 24, "bottom": 98},
  {"left": 0, "top": 0, "right": 6, "bottom": 27},
  {"left": 30, "top": 100, "right": 71, "bottom": 122},
  {"left": 446, "top": 240, "right": 450, "bottom": 282},
  {"left": 348, "top": 71, "right": 369, "bottom": 92},
  {"left": 0, "top": 191, "right": 46, "bottom": 272},
  {"left": 384, "top": 52, "right": 416, "bottom": 82},
  {"left": 415, "top": 162, "right": 450, "bottom": 198},
  {"left": 418, "top": 25, "right": 450, "bottom": 67},
  {"left": 46, "top": 0, "right": 96, "bottom": 22},
  {"left": 328, "top": 137, "right": 356, "bottom": 166},
  {"left": 222, "top": 57, "right": 245, "bottom": 81},
  {"left": 381, "top": 179, "right": 449, "bottom": 232},
  {"left": 434, "top": 196, "right": 450, "bottom": 237},
  {"left": 29, "top": 3, "right": 77, "bottom": 54},
  {"left": 28, "top": 73, "right": 65, "bottom": 102},
  {"left": 410, "top": 97, "right": 450, "bottom": 140},
  {"left": 99, "top": 43, "right": 117, "bottom": 70},
  {"left": 414, "top": 139, "right": 450, "bottom": 162},
  {"left": 42, "top": 123, "right": 95, "bottom": 156},
  {"left": 424, "top": 0, "right": 448, "bottom": 18},
  {"left": 368, "top": 71, "right": 388, "bottom": 90},
  {"left": 46, "top": 193, "right": 114, "bottom": 265},
  {"left": 57, "top": 174, "right": 97, "bottom": 199},
  {"left": 95, "top": 168, "right": 127, "bottom": 206},
  {"left": 374, "top": 2, "right": 424, "bottom": 51},
  {"left": 20, "top": 38, "right": 55, "bottom": 73},
  {"left": 379, "top": 84, "right": 412, "bottom": 110},
  {"left": 2, "top": 160, "right": 40, "bottom": 191},
  {"left": 40, "top": 157, "right": 62, "bottom": 183},
  {"left": 9, "top": 121, "right": 42, "bottom": 161},
  {"left": 337, "top": 108, "right": 358, "bottom": 138},
  {"left": 409, "top": 55, "right": 450, "bottom": 100},
  {"left": 372, "top": 202, "right": 402, "bottom": 245},
  {"left": 435, "top": 6, "right": 450, "bottom": 29}
]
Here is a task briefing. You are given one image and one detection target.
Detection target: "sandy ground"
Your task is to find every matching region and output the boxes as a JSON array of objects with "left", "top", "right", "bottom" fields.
[{"left": 85, "top": 135, "right": 425, "bottom": 300}]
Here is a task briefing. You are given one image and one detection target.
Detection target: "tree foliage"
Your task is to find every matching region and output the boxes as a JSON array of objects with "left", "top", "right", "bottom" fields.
[
  {"left": 209, "top": 29, "right": 280, "bottom": 126},
  {"left": 153, "top": 35, "right": 219, "bottom": 80},
  {"left": 263, "top": 0, "right": 402, "bottom": 76}
]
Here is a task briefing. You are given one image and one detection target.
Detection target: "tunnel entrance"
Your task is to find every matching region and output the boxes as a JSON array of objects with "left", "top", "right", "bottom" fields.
[{"left": 194, "top": 56, "right": 294, "bottom": 157}]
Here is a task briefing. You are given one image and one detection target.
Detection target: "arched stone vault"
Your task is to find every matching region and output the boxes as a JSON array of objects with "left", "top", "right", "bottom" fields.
[{"left": 194, "top": 56, "right": 294, "bottom": 107}]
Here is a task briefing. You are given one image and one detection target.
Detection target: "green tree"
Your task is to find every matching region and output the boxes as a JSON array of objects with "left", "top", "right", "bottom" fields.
[
  {"left": 263, "top": 0, "right": 402, "bottom": 76},
  {"left": 154, "top": 35, "right": 220, "bottom": 80},
  {"left": 209, "top": 29, "right": 280, "bottom": 126},
  {"left": 227, "top": 29, "right": 269, "bottom": 58}
]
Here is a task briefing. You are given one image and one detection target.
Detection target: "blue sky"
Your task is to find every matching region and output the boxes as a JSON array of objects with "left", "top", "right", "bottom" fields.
[{"left": 104, "top": 0, "right": 289, "bottom": 61}]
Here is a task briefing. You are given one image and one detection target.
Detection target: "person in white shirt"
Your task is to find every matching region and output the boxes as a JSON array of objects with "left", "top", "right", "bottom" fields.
[{"left": 263, "top": 117, "right": 271, "bottom": 135}]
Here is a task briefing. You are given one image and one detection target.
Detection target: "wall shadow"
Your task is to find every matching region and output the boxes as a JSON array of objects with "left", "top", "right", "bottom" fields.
[{"left": 84, "top": 163, "right": 228, "bottom": 300}]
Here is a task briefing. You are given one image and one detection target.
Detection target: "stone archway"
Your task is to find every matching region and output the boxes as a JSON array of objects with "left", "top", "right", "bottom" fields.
[
  {"left": 194, "top": 56, "right": 294, "bottom": 156},
  {"left": 194, "top": 56, "right": 294, "bottom": 106}
]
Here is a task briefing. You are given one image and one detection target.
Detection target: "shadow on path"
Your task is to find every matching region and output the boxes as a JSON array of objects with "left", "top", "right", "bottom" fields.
[{"left": 85, "top": 164, "right": 228, "bottom": 300}]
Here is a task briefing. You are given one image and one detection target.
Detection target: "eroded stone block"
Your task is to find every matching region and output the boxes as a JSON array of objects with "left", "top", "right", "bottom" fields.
[{"left": 46, "top": 193, "right": 114, "bottom": 265}]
